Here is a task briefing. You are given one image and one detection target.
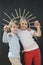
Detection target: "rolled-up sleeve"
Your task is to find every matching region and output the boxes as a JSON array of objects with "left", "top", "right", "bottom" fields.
[{"left": 2, "top": 32, "right": 8, "bottom": 43}]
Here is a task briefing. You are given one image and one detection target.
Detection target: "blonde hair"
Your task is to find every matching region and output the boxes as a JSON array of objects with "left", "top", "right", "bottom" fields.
[
  {"left": 20, "top": 17, "right": 27, "bottom": 21},
  {"left": 9, "top": 19, "right": 19, "bottom": 28},
  {"left": 20, "top": 18, "right": 29, "bottom": 24},
  {"left": 19, "top": 18, "right": 29, "bottom": 26}
]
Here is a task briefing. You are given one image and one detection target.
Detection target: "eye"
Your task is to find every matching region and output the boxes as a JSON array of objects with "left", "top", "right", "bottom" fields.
[
  {"left": 25, "top": 23, "right": 27, "bottom": 25},
  {"left": 22, "top": 23, "right": 24, "bottom": 25},
  {"left": 13, "top": 26, "right": 15, "bottom": 28}
]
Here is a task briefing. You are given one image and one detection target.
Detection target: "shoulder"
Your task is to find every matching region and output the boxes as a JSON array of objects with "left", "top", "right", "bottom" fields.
[
  {"left": 27, "top": 28, "right": 31, "bottom": 31},
  {"left": 17, "top": 29, "right": 21, "bottom": 34},
  {"left": 30, "top": 29, "right": 36, "bottom": 36}
]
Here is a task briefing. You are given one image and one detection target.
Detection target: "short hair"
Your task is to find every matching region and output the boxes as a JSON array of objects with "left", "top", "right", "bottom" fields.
[{"left": 9, "top": 19, "right": 19, "bottom": 28}]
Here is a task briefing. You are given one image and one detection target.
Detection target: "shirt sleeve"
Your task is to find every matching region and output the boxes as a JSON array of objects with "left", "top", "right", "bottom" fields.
[
  {"left": 2, "top": 31, "right": 8, "bottom": 43},
  {"left": 30, "top": 29, "right": 36, "bottom": 36}
]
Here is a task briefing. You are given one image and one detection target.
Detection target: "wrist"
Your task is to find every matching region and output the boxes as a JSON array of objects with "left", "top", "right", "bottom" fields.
[{"left": 36, "top": 26, "right": 41, "bottom": 29}]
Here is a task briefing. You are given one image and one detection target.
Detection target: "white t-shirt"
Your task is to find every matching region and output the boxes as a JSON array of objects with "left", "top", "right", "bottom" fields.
[{"left": 17, "top": 29, "right": 39, "bottom": 51}]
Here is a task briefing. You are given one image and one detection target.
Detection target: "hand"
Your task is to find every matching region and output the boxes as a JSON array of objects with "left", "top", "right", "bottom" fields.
[
  {"left": 22, "top": 50, "right": 24, "bottom": 53},
  {"left": 34, "top": 21, "right": 40, "bottom": 28},
  {"left": 8, "top": 33, "right": 12, "bottom": 37},
  {"left": 3, "top": 25, "right": 9, "bottom": 32}
]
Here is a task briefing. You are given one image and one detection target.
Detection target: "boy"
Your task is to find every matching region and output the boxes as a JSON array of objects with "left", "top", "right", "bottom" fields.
[{"left": 2, "top": 19, "right": 22, "bottom": 65}]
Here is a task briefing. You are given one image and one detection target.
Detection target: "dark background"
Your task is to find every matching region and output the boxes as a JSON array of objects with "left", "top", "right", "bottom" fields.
[{"left": 0, "top": 0, "right": 43, "bottom": 65}]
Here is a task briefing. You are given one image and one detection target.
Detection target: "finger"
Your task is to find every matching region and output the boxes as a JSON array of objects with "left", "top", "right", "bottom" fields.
[
  {"left": 35, "top": 20, "right": 39, "bottom": 23},
  {"left": 34, "top": 22, "right": 40, "bottom": 26}
]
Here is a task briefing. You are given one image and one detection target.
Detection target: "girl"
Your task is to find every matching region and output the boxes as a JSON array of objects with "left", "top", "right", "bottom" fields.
[{"left": 17, "top": 18, "right": 41, "bottom": 65}]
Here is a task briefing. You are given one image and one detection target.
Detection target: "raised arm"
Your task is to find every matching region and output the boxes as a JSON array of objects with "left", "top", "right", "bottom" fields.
[
  {"left": 33, "top": 20, "right": 41, "bottom": 37},
  {"left": 2, "top": 25, "right": 9, "bottom": 43}
]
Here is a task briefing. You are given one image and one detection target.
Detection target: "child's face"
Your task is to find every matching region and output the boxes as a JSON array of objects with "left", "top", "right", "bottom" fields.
[
  {"left": 20, "top": 19, "right": 28, "bottom": 30},
  {"left": 10, "top": 24, "right": 18, "bottom": 34}
]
